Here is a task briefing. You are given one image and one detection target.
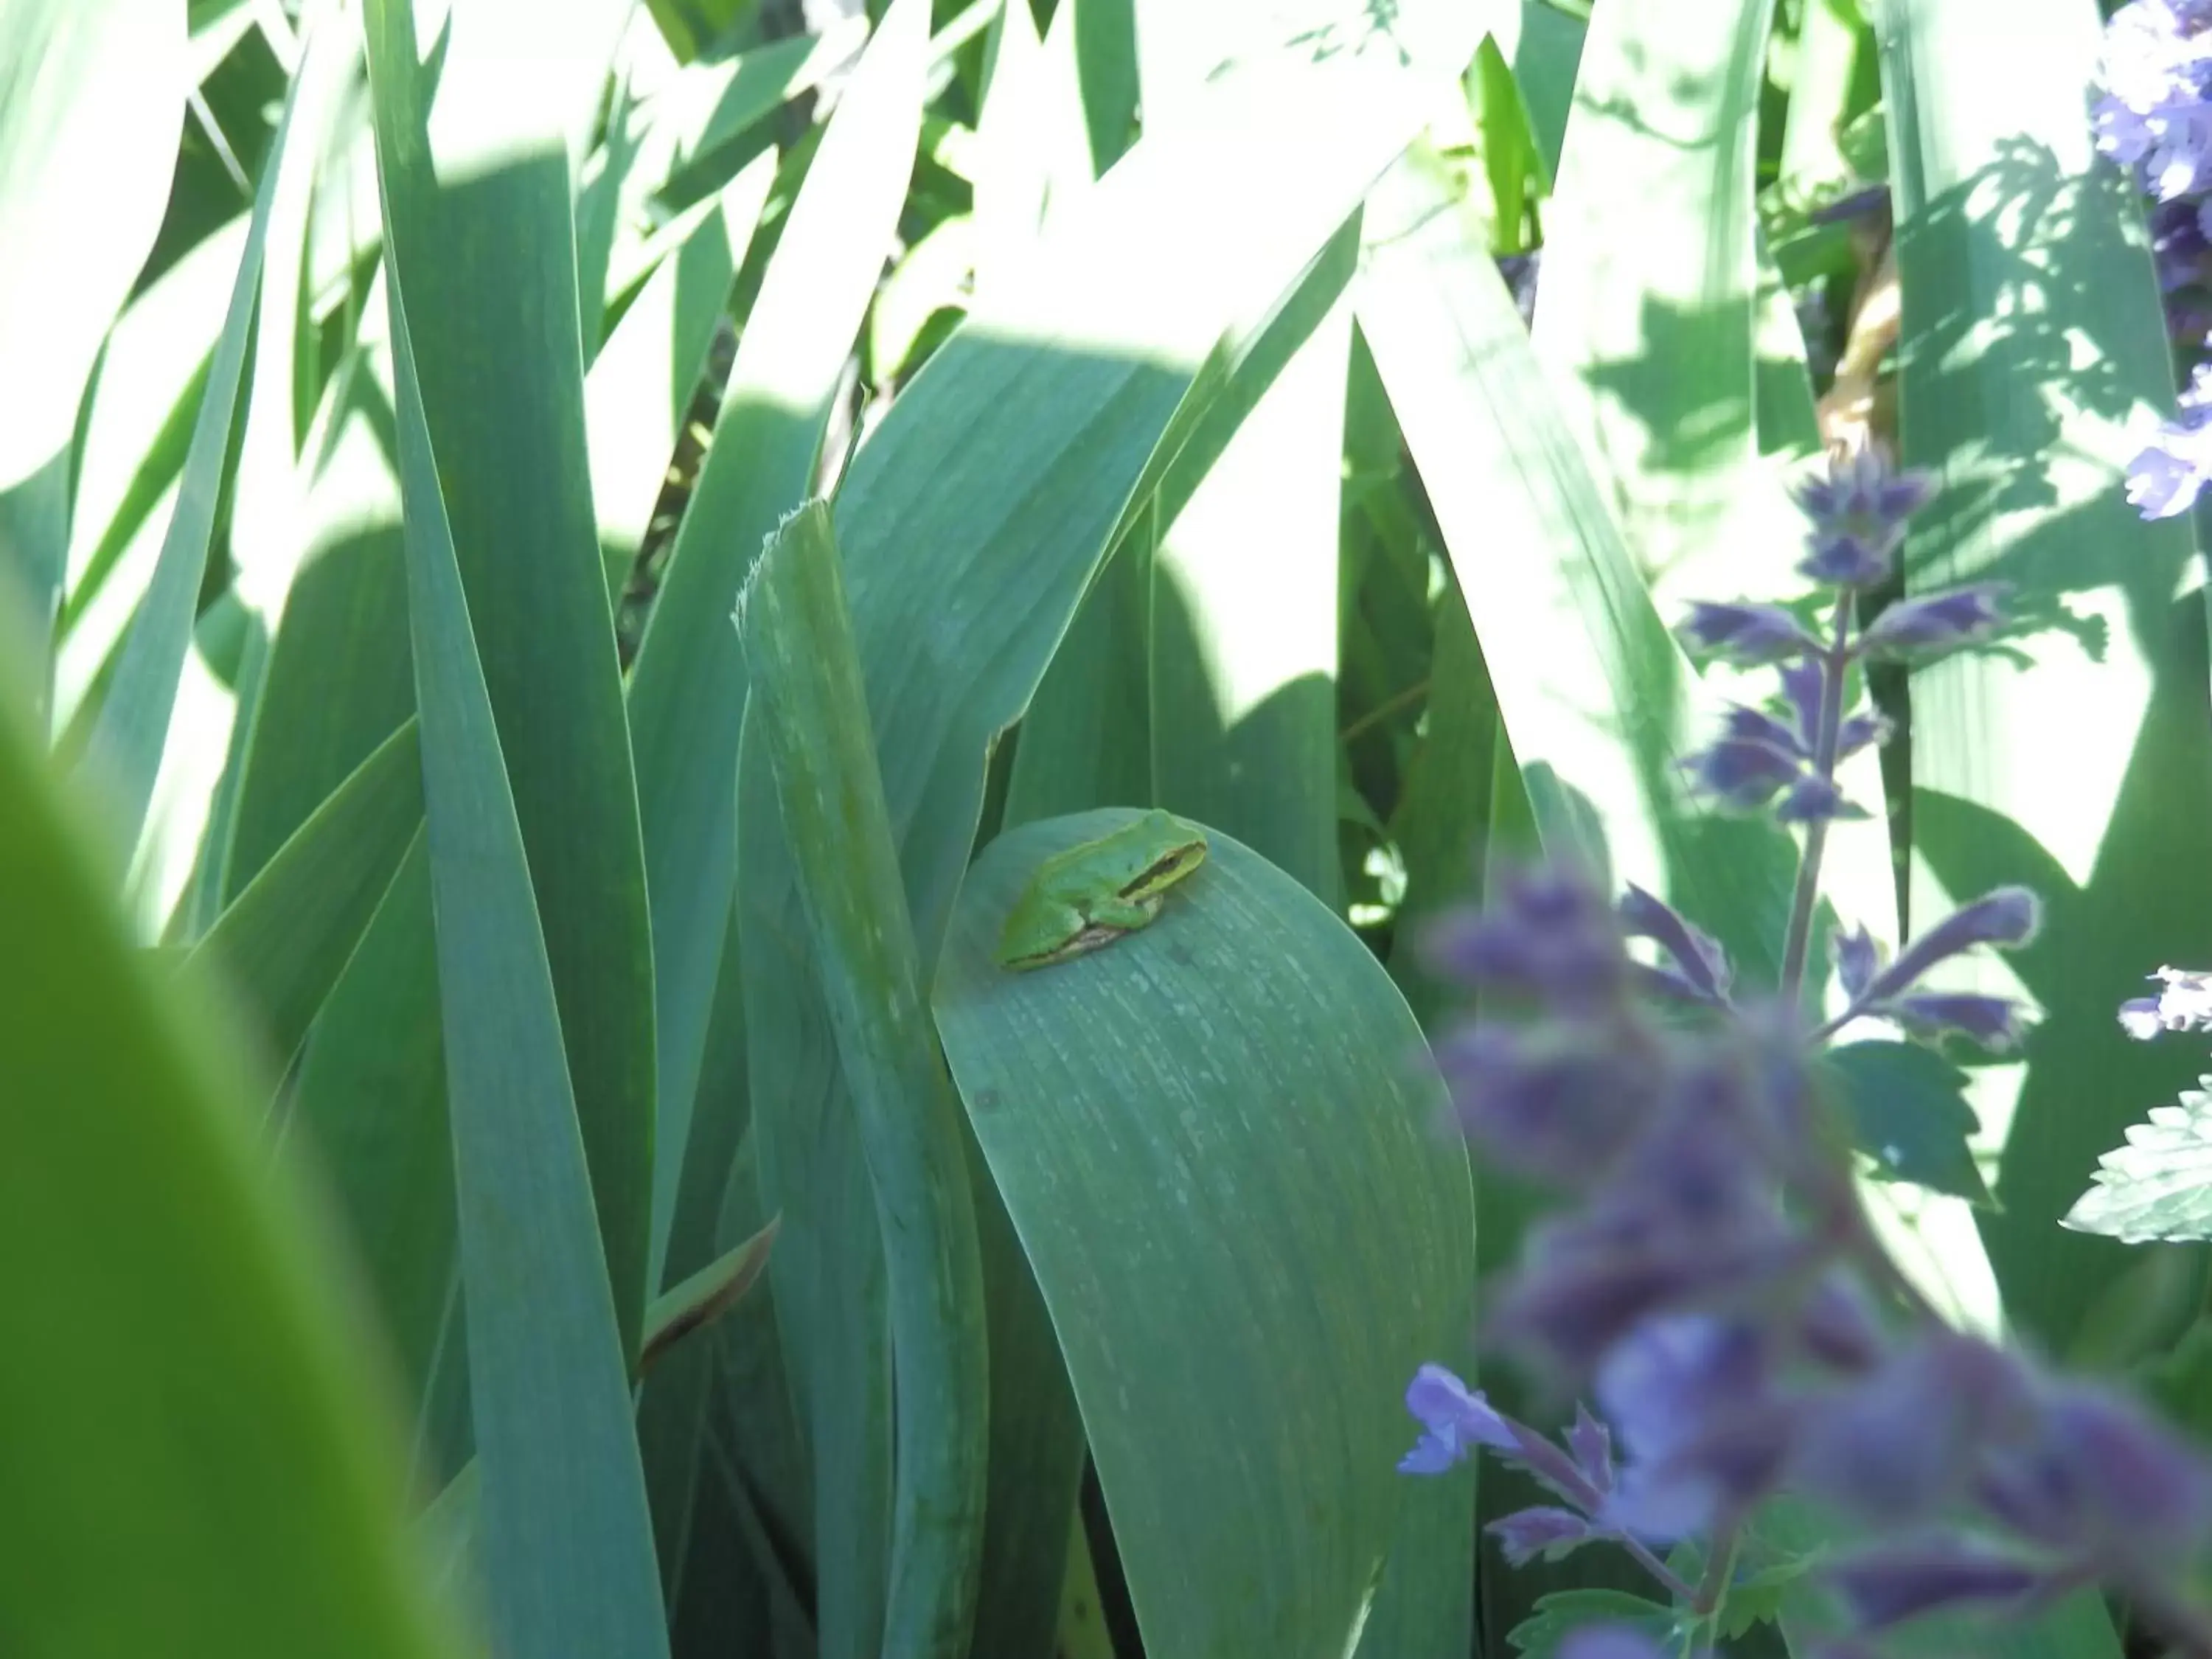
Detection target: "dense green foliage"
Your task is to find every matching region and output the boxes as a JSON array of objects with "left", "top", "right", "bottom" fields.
[{"left": 3, "top": 0, "right": 2208, "bottom": 1656}]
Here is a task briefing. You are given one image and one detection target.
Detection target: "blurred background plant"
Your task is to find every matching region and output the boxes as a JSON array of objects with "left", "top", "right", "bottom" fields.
[{"left": 5, "top": 0, "right": 2212, "bottom": 1657}]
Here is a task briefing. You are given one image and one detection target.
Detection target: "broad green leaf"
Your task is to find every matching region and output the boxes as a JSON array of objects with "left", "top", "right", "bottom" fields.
[
  {"left": 2064, "top": 1077, "right": 2212, "bottom": 1245},
  {"left": 1819, "top": 1039, "right": 1994, "bottom": 1206},
  {"left": 187, "top": 717, "right": 423, "bottom": 1083},
  {"left": 740, "top": 500, "right": 990, "bottom": 1659},
  {"left": 378, "top": 254, "right": 670, "bottom": 1658},
  {"left": 190, "top": 1, "right": 364, "bottom": 935},
  {"left": 1507, "top": 0, "right": 1586, "bottom": 181},
  {"left": 0, "top": 0, "right": 183, "bottom": 491},
  {"left": 0, "top": 656, "right": 461, "bottom": 1657},
  {"left": 73, "top": 32, "right": 310, "bottom": 868},
  {"left": 734, "top": 35, "right": 1459, "bottom": 1659},
  {"left": 1355, "top": 144, "right": 1795, "bottom": 984},
  {"left": 630, "top": 0, "right": 930, "bottom": 1297},
  {"left": 1874, "top": 0, "right": 2212, "bottom": 1349},
  {"left": 1528, "top": 0, "right": 1778, "bottom": 606},
  {"left": 364, "top": 0, "right": 657, "bottom": 1363},
  {"left": 935, "top": 808, "right": 1475, "bottom": 1659}
]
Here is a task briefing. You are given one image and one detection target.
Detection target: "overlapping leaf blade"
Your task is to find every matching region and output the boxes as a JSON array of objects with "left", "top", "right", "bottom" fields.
[{"left": 935, "top": 809, "right": 1475, "bottom": 1658}]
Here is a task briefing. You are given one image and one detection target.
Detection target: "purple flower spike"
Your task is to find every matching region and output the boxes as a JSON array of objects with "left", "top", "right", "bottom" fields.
[
  {"left": 1864, "top": 886, "right": 2040, "bottom": 1002},
  {"left": 1775, "top": 774, "right": 1870, "bottom": 824},
  {"left": 2119, "top": 965, "right": 2212, "bottom": 1037},
  {"left": 1399, "top": 1363, "right": 1514, "bottom": 1474},
  {"left": 1682, "top": 737, "right": 1804, "bottom": 812},
  {"left": 1857, "top": 582, "right": 2009, "bottom": 660},
  {"left": 1885, "top": 991, "right": 2033, "bottom": 1052},
  {"left": 1618, "top": 883, "right": 1732, "bottom": 1003},
  {"left": 1488, "top": 1506, "right": 1594, "bottom": 1565},
  {"left": 1678, "top": 600, "right": 1820, "bottom": 665},
  {"left": 1978, "top": 1380, "right": 2212, "bottom": 1568},
  {"left": 1792, "top": 450, "right": 1937, "bottom": 591},
  {"left": 1827, "top": 1540, "right": 2045, "bottom": 1632}
]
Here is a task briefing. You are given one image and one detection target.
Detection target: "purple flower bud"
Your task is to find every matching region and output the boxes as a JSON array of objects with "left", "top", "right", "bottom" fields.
[
  {"left": 1826, "top": 1539, "right": 2044, "bottom": 1631},
  {"left": 1832, "top": 924, "right": 1882, "bottom": 1001},
  {"left": 1779, "top": 658, "right": 1826, "bottom": 749},
  {"left": 1720, "top": 703, "right": 1811, "bottom": 758},
  {"left": 1678, "top": 601, "right": 1820, "bottom": 666},
  {"left": 1399, "top": 1363, "right": 1515, "bottom": 1473},
  {"left": 1798, "top": 532, "right": 1895, "bottom": 589},
  {"left": 1864, "top": 886, "right": 2040, "bottom": 1003},
  {"left": 1857, "top": 583, "right": 2009, "bottom": 660},
  {"left": 1775, "top": 774, "right": 1870, "bottom": 824},
  {"left": 1882, "top": 991, "right": 2033, "bottom": 1052},
  {"left": 1434, "top": 1026, "right": 1649, "bottom": 1185},
  {"left": 1568, "top": 1402, "right": 1615, "bottom": 1489},
  {"left": 1487, "top": 1505, "right": 1595, "bottom": 1565},
  {"left": 1834, "top": 709, "right": 1893, "bottom": 757},
  {"left": 2119, "top": 965, "right": 2212, "bottom": 1038},
  {"left": 1681, "top": 737, "right": 1804, "bottom": 812},
  {"left": 1618, "top": 884, "right": 1732, "bottom": 1004}
]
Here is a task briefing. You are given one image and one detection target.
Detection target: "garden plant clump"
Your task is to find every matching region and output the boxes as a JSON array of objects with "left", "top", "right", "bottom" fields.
[{"left": 10, "top": 1, "right": 2212, "bottom": 1658}]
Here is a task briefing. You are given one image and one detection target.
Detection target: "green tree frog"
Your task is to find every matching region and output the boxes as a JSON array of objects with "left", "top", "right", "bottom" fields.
[{"left": 995, "top": 810, "right": 1209, "bottom": 971}]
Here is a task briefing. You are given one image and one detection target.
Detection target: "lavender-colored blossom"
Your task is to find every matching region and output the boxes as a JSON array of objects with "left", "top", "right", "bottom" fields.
[
  {"left": 1421, "top": 863, "right": 1629, "bottom": 1011},
  {"left": 1863, "top": 886, "right": 2040, "bottom": 1003},
  {"left": 1593, "top": 1316, "right": 1795, "bottom": 1540},
  {"left": 1976, "top": 1380, "right": 2212, "bottom": 1570},
  {"left": 1857, "top": 582, "right": 2009, "bottom": 660},
  {"left": 1834, "top": 709, "right": 1893, "bottom": 757},
  {"left": 2153, "top": 197, "right": 2212, "bottom": 289},
  {"left": 1778, "top": 657, "right": 1825, "bottom": 748},
  {"left": 1798, "top": 532, "right": 1893, "bottom": 589},
  {"left": 2127, "top": 401, "right": 2212, "bottom": 518},
  {"left": 1568, "top": 1402, "right": 1615, "bottom": 1489},
  {"left": 1435, "top": 1025, "right": 1650, "bottom": 1185},
  {"left": 1682, "top": 737, "right": 1804, "bottom": 812},
  {"left": 1677, "top": 601, "right": 1819, "bottom": 665},
  {"left": 1399, "top": 1363, "right": 1516, "bottom": 1473},
  {"left": 1775, "top": 774, "right": 1868, "bottom": 824},
  {"left": 1826, "top": 1540, "right": 2045, "bottom": 1632},
  {"left": 1790, "top": 1332, "right": 2030, "bottom": 1525},
  {"left": 2119, "top": 964, "right": 2212, "bottom": 1037},
  {"left": 1883, "top": 991, "right": 2033, "bottom": 1052},
  {"left": 1489, "top": 1506, "right": 1596, "bottom": 1565},
  {"left": 1618, "top": 884, "right": 1731, "bottom": 1004},
  {"left": 1719, "top": 702, "right": 1810, "bottom": 757},
  {"left": 1795, "top": 1272, "right": 1888, "bottom": 1372},
  {"left": 1790, "top": 449, "right": 1935, "bottom": 590},
  {"left": 1832, "top": 924, "right": 1882, "bottom": 1001}
]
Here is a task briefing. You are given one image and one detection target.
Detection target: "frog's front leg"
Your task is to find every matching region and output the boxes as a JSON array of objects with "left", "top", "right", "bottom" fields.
[{"left": 1089, "top": 892, "right": 1163, "bottom": 930}]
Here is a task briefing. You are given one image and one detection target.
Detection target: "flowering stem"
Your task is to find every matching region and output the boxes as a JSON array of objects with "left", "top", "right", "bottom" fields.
[
  {"left": 1615, "top": 1534, "right": 1697, "bottom": 1606},
  {"left": 1778, "top": 592, "right": 1855, "bottom": 1004}
]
